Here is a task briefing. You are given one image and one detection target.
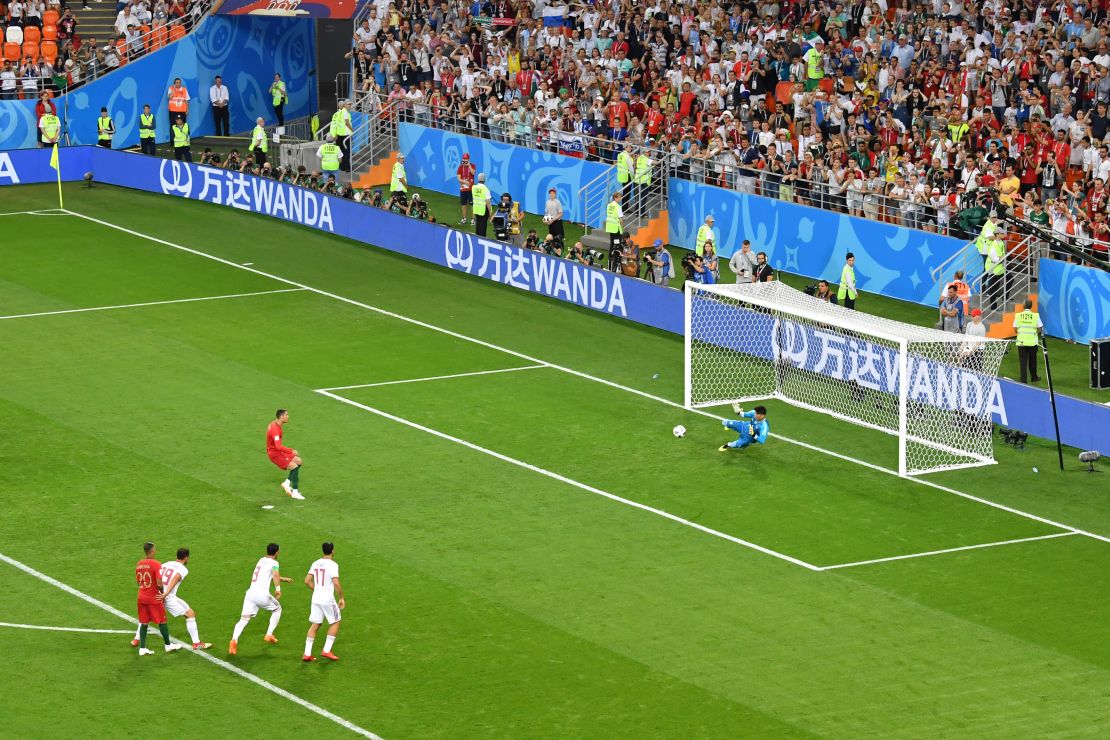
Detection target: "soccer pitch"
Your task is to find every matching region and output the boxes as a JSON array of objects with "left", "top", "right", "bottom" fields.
[{"left": 2, "top": 183, "right": 1109, "bottom": 738}]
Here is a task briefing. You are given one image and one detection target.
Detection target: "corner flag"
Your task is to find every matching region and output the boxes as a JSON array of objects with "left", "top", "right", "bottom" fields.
[{"left": 50, "top": 143, "right": 63, "bottom": 209}]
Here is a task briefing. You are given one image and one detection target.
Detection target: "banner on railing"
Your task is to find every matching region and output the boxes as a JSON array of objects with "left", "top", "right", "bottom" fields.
[
  {"left": 669, "top": 179, "right": 968, "bottom": 307},
  {"left": 216, "top": 0, "right": 367, "bottom": 17},
  {"left": 397, "top": 123, "right": 610, "bottom": 226},
  {"left": 1038, "top": 258, "right": 1110, "bottom": 343},
  {"left": 0, "top": 15, "right": 315, "bottom": 149},
  {"left": 2, "top": 145, "right": 1105, "bottom": 454}
]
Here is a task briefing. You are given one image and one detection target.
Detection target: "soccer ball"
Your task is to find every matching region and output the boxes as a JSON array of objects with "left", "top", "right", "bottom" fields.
[{"left": 672, "top": 425, "right": 686, "bottom": 438}]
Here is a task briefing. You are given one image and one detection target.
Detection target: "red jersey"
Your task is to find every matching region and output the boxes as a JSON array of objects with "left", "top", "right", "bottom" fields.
[
  {"left": 608, "top": 101, "right": 629, "bottom": 129},
  {"left": 136, "top": 558, "right": 161, "bottom": 604},
  {"left": 457, "top": 162, "right": 475, "bottom": 191},
  {"left": 266, "top": 421, "right": 289, "bottom": 456}
]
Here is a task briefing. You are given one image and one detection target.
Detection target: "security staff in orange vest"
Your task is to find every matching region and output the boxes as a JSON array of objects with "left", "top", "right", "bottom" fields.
[{"left": 167, "top": 77, "right": 190, "bottom": 134}]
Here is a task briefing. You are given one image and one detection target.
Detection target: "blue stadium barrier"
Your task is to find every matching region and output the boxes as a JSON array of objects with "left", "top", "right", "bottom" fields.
[
  {"left": 669, "top": 179, "right": 970, "bottom": 308},
  {"left": 0, "top": 145, "right": 1105, "bottom": 454},
  {"left": 1038, "top": 258, "right": 1110, "bottom": 343},
  {"left": 0, "top": 15, "right": 316, "bottom": 149},
  {"left": 397, "top": 123, "right": 611, "bottom": 226}
]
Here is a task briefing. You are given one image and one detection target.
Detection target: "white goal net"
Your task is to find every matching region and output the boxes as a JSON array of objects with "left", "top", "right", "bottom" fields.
[{"left": 684, "top": 281, "right": 1011, "bottom": 476}]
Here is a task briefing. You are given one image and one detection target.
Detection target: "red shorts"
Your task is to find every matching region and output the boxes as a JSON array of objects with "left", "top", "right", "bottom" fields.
[
  {"left": 138, "top": 601, "right": 166, "bottom": 624},
  {"left": 268, "top": 450, "right": 295, "bottom": 469}
]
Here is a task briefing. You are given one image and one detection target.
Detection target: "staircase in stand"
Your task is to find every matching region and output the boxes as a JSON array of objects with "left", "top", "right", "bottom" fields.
[
  {"left": 75, "top": 3, "right": 120, "bottom": 48},
  {"left": 579, "top": 154, "right": 669, "bottom": 253}
]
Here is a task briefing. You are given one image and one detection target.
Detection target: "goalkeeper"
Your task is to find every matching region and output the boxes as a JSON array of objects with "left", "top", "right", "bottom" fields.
[{"left": 718, "top": 404, "right": 769, "bottom": 451}]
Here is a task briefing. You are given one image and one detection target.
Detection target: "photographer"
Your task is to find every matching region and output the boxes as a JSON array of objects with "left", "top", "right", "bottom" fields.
[
  {"left": 567, "top": 241, "right": 589, "bottom": 266},
  {"left": 524, "top": 229, "right": 540, "bottom": 251},
  {"left": 620, "top": 234, "right": 639, "bottom": 277},
  {"left": 388, "top": 191, "right": 408, "bottom": 215},
  {"left": 407, "top": 193, "right": 431, "bottom": 221},
  {"left": 541, "top": 234, "right": 564, "bottom": 257},
  {"left": 492, "top": 193, "right": 517, "bottom": 242},
  {"left": 689, "top": 254, "right": 715, "bottom": 284},
  {"left": 370, "top": 188, "right": 384, "bottom": 208},
  {"left": 809, "top": 279, "right": 837, "bottom": 304},
  {"left": 644, "top": 239, "right": 675, "bottom": 287}
]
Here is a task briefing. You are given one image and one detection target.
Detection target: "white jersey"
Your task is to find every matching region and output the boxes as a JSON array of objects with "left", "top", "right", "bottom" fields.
[
  {"left": 160, "top": 561, "right": 188, "bottom": 600},
  {"left": 246, "top": 556, "right": 280, "bottom": 597},
  {"left": 307, "top": 558, "right": 340, "bottom": 604}
]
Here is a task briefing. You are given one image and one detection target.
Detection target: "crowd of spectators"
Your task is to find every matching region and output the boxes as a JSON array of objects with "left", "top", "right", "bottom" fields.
[
  {"left": 1, "top": 0, "right": 207, "bottom": 98},
  {"left": 345, "top": 0, "right": 1110, "bottom": 266}
]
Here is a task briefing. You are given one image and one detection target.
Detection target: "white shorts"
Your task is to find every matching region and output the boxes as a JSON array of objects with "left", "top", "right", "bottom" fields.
[
  {"left": 164, "top": 595, "right": 190, "bottom": 618},
  {"left": 241, "top": 591, "right": 281, "bottom": 618},
  {"left": 309, "top": 600, "right": 341, "bottom": 625}
]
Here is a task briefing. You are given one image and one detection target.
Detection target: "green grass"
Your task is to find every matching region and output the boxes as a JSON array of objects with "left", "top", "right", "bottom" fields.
[{"left": 1, "top": 183, "right": 1109, "bottom": 738}]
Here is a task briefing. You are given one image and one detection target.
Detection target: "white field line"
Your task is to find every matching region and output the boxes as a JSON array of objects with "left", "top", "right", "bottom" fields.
[
  {"left": 317, "top": 389, "right": 823, "bottom": 572},
  {"left": 817, "top": 532, "right": 1079, "bottom": 571},
  {"left": 0, "top": 621, "right": 133, "bottom": 635},
  {"left": 0, "top": 209, "right": 68, "bottom": 217},
  {"left": 320, "top": 364, "right": 549, "bottom": 391},
  {"left": 0, "top": 288, "right": 306, "bottom": 321},
  {"left": 0, "top": 551, "right": 383, "bottom": 739},
  {"left": 61, "top": 209, "right": 1110, "bottom": 549}
]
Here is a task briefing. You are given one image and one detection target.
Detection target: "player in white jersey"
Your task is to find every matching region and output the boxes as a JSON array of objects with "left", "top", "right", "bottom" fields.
[
  {"left": 302, "top": 541, "right": 345, "bottom": 662},
  {"left": 228, "top": 543, "right": 292, "bottom": 656},
  {"left": 130, "top": 547, "right": 212, "bottom": 650}
]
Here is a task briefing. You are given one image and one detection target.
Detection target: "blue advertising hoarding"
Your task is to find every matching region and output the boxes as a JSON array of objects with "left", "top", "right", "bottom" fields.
[
  {"left": 397, "top": 123, "right": 611, "bottom": 227},
  {"left": 0, "top": 145, "right": 1105, "bottom": 454},
  {"left": 1038, "top": 258, "right": 1110, "bottom": 344},
  {"left": 669, "top": 179, "right": 969, "bottom": 307},
  {"left": 0, "top": 14, "right": 315, "bottom": 149}
]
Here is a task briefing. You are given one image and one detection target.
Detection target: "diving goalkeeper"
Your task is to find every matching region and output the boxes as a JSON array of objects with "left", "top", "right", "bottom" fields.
[{"left": 719, "top": 404, "right": 769, "bottom": 452}]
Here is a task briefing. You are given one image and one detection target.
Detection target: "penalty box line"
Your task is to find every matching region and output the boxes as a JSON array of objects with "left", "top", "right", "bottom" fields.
[
  {"left": 319, "top": 364, "right": 550, "bottom": 392},
  {"left": 60, "top": 209, "right": 1110, "bottom": 550},
  {"left": 315, "top": 388, "right": 824, "bottom": 572},
  {"left": 0, "top": 552, "right": 384, "bottom": 740},
  {"left": 816, "top": 532, "right": 1079, "bottom": 571},
  {"left": 0, "top": 288, "right": 306, "bottom": 321},
  {"left": 0, "top": 621, "right": 134, "bottom": 635}
]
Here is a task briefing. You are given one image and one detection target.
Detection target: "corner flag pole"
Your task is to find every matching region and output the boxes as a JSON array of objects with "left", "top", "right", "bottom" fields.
[
  {"left": 50, "top": 143, "right": 63, "bottom": 209},
  {"left": 1041, "top": 338, "right": 1065, "bottom": 471}
]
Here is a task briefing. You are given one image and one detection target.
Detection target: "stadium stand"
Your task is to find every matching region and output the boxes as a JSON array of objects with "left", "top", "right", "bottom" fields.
[{"left": 340, "top": 0, "right": 1110, "bottom": 267}]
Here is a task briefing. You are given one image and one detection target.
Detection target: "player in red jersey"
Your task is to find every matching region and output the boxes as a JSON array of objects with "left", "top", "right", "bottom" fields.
[
  {"left": 135, "top": 542, "right": 182, "bottom": 656},
  {"left": 267, "top": 408, "right": 304, "bottom": 499}
]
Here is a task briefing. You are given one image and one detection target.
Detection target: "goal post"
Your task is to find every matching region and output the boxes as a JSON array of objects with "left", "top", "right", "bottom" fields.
[{"left": 684, "top": 281, "right": 1011, "bottom": 476}]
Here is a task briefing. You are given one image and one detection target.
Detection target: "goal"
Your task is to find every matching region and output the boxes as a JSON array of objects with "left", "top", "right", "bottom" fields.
[{"left": 684, "top": 281, "right": 1011, "bottom": 476}]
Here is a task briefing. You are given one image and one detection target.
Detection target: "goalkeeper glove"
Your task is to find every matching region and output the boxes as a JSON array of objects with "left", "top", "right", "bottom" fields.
[{"left": 731, "top": 402, "right": 743, "bottom": 415}]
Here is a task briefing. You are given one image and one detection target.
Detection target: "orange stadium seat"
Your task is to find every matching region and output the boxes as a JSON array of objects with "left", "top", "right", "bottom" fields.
[
  {"left": 149, "top": 26, "right": 168, "bottom": 50},
  {"left": 23, "top": 26, "right": 41, "bottom": 45},
  {"left": 168, "top": 24, "right": 186, "bottom": 42},
  {"left": 43, "top": 9, "right": 60, "bottom": 26},
  {"left": 42, "top": 25, "right": 58, "bottom": 41},
  {"left": 114, "top": 38, "right": 128, "bottom": 63},
  {"left": 40, "top": 40, "right": 57, "bottom": 63},
  {"left": 2, "top": 43, "right": 20, "bottom": 62},
  {"left": 22, "top": 40, "right": 39, "bottom": 60}
]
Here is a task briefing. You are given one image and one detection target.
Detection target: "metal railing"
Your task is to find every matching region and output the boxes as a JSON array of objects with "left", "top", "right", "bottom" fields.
[
  {"left": 60, "top": 0, "right": 215, "bottom": 91},
  {"left": 349, "top": 98, "right": 398, "bottom": 174},
  {"left": 967, "top": 235, "right": 1042, "bottom": 326},
  {"left": 579, "top": 164, "right": 668, "bottom": 239},
  {"left": 334, "top": 72, "right": 351, "bottom": 109},
  {"left": 263, "top": 114, "right": 318, "bottom": 144}
]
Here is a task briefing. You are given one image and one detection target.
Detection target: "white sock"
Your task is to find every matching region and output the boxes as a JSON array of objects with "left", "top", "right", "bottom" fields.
[
  {"left": 304, "top": 637, "right": 314, "bottom": 656},
  {"left": 231, "top": 618, "right": 250, "bottom": 642},
  {"left": 323, "top": 635, "right": 335, "bottom": 653},
  {"left": 266, "top": 607, "right": 282, "bottom": 636},
  {"left": 186, "top": 617, "right": 200, "bottom": 644},
  {"left": 134, "top": 626, "right": 141, "bottom": 640}
]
